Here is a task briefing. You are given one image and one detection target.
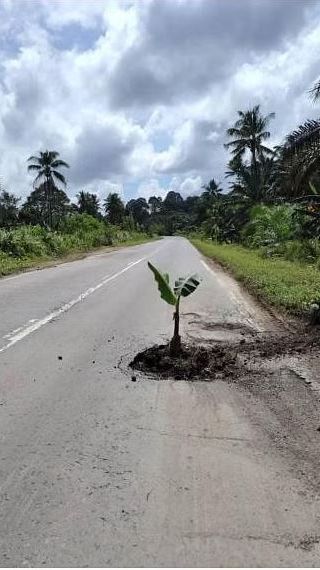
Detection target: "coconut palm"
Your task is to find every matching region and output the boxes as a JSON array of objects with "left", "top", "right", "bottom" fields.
[
  {"left": 201, "top": 178, "right": 222, "bottom": 201},
  {"left": 104, "top": 192, "right": 125, "bottom": 225},
  {"left": 27, "top": 151, "right": 69, "bottom": 228},
  {"left": 225, "top": 105, "right": 275, "bottom": 169},
  {"left": 77, "top": 191, "right": 100, "bottom": 218}
]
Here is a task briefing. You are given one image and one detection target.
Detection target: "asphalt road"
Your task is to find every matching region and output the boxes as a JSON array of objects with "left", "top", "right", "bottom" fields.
[{"left": 0, "top": 236, "right": 320, "bottom": 567}]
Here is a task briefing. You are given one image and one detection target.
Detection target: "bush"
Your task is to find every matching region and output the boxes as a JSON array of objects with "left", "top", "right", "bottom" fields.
[
  {"left": 0, "top": 216, "right": 152, "bottom": 276},
  {"left": 147, "top": 223, "right": 166, "bottom": 236},
  {"left": 0, "top": 226, "right": 47, "bottom": 257},
  {"left": 264, "top": 239, "right": 320, "bottom": 264},
  {"left": 242, "top": 204, "right": 298, "bottom": 249}
]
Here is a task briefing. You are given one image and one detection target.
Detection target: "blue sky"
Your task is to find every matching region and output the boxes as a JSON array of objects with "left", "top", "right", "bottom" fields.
[{"left": 0, "top": 0, "right": 319, "bottom": 203}]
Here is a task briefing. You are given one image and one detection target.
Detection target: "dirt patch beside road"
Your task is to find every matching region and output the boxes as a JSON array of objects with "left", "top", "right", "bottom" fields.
[{"left": 130, "top": 326, "right": 320, "bottom": 381}]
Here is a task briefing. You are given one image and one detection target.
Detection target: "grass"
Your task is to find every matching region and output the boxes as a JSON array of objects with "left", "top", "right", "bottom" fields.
[
  {"left": 0, "top": 234, "right": 155, "bottom": 278},
  {"left": 191, "top": 238, "right": 320, "bottom": 315}
]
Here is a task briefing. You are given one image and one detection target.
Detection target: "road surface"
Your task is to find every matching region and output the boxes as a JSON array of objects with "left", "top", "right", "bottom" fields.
[{"left": 0, "top": 236, "right": 320, "bottom": 567}]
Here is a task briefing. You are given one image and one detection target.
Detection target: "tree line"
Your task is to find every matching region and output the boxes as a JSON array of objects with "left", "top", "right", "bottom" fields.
[{"left": 1, "top": 75, "right": 320, "bottom": 239}]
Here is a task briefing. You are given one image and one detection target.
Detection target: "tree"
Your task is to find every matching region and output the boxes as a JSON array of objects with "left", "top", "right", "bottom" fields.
[
  {"left": 201, "top": 178, "right": 222, "bottom": 201},
  {"left": 225, "top": 105, "right": 275, "bottom": 169},
  {"left": 197, "top": 179, "right": 223, "bottom": 223},
  {"left": 27, "top": 150, "right": 69, "bottom": 228},
  {"left": 184, "top": 195, "right": 200, "bottom": 214},
  {"left": 148, "top": 196, "right": 162, "bottom": 215},
  {"left": 126, "top": 198, "right": 149, "bottom": 227},
  {"left": 226, "top": 155, "right": 276, "bottom": 204},
  {"left": 202, "top": 195, "right": 248, "bottom": 243},
  {"left": 276, "top": 120, "right": 320, "bottom": 198},
  {"left": 163, "top": 191, "right": 184, "bottom": 212},
  {"left": 20, "top": 183, "right": 71, "bottom": 228},
  {"left": 104, "top": 192, "right": 125, "bottom": 225},
  {"left": 0, "top": 189, "right": 20, "bottom": 227},
  {"left": 77, "top": 191, "right": 100, "bottom": 218}
]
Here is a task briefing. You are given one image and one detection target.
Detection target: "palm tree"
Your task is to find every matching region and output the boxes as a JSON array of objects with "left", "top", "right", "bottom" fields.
[
  {"left": 104, "top": 193, "right": 125, "bottom": 225},
  {"left": 276, "top": 121, "right": 320, "bottom": 198},
  {"left": 273, "top": 78, "right": 320, "bottom": 198},
  {"left": 226, "top": 155, "right": 276, "bottom": 204},
  {"left": 197, "top": 178, "right": 223, "bottom": 223},
  {"left": 77, "top": 191, "right": 100, "bottom": 218},
  {"left": 27, "top": 151, "right": 69, "bottom": 227},
  {"left": 225, "top": 105, "right": 275, "bottom": 169},
  {"left": 201, "top": 178, "right": 222, "bottom": 201}
]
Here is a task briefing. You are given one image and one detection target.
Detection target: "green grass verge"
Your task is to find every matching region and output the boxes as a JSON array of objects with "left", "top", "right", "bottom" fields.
[
  {"left": 191, "top": 238, "right": 320, "bottom": 315},
  {"left": 0, "top": 235, "right": 155, "bottom": 278}
]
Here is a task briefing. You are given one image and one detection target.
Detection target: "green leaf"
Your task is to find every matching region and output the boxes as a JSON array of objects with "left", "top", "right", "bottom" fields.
[
  {"left": 174, "top": 274, "right": 202, "bottom": 298},
  {"left": 148, "top": 262, "right": 177, "bottom": 306},
  {"left": 309, "top": 181, "right": 319, "bottom": 195}
]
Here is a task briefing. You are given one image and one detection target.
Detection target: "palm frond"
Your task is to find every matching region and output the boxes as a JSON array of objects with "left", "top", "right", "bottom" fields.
[
  {"left": 52, "top": 170, "right": 67, "bottom": 186},
  {"left": 226, "top": 127, "right": 242, "bottom": 137},
  {"left": 27, "top": 164, "right": 42, "bottom": 171},
  {"left": 284, "top": 119, "right": 320, "bottom": 153},
  {"left": 27, "top": 155, "right": 41, "bottom": 163},
  {"left": 309, "top": 79, "right": 320, "bottom": 102},
  {"left": 33, "top": 172, "right": 45, "bottom": 187},
  {"left": 51, "top": 159, "right": 69, "bottom": 169}
]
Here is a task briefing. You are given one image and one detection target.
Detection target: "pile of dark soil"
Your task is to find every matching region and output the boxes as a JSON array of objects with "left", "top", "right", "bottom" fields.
[
  {"left": 130, "top": 327, "right": 320, "bottom": 381},
  {"left": 130, "top": 343, "right": 238, "bottom": 381},
  {"left": 239, "top": 328, "right": 320, "bottom": 359}
]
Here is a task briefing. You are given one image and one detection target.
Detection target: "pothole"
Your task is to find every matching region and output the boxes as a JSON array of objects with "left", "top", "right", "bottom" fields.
[
  {"left": 130, "top": 342, "right": 239, "bottom": 381},
  {"left": 129, "top": 328, "right": 320, "bottom": 382},
  {"left": 184, "top": 314, "right": 258, "bottom": 343}
]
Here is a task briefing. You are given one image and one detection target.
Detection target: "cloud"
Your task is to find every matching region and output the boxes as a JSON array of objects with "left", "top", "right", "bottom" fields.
[
  {"left": 108, "top": 0, "right": 318, "bottom": 109},
  {"left": 0, "top": 0, "right": 319, "bottom": 202},
  {"left": 176, "top": 176, "right": 203, "bottom": 197},
  {"left": 71, "top": 121, "right": 139, "bottom": 185},
  {"left": 137, "top": 179, "right": 168, "bottom": 200},
  {"left": 136, "top": 174, "right": 203, "bottom": 201}
]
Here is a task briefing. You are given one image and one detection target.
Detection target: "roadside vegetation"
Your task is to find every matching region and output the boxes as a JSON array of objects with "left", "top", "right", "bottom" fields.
[
  {"left": 182, "top": 79, "right": 320, "bottom": 318},
  {"left": 3, "top": 77, "right": 320, "bottom": 296},
  {"left": 0, "top": 151, "right": 153, "bottom": 276},
  {"left": 0, "top": 221, "right": 151, "bottom": 277},
  {"left": 191, "top": 239, "right": 320, "bottom": 315}
]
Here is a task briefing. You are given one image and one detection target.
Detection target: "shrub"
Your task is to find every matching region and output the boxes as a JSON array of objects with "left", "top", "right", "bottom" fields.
[
  {"left": 266, "top": 239, "right": 320, "bottom": 264},
  {"left": 0, "top": 216, "right": 151, "bottom": 277},
  {"left": 242, "top": 204, "right": 298, "bottom": 249},
  {"left": 0, "top": 226, "right": 47, "bottom": 257}
]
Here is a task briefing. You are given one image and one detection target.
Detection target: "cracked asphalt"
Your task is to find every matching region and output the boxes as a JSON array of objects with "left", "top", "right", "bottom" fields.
[{"left": 0, "top": 236, "right": 320, "bottom": 567}]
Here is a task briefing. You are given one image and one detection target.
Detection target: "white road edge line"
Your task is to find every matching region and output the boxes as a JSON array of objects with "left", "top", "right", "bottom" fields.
[
  {"left": 0, "top": 257, "right": 146, "bottom": 354},
  {"left": 200, "top": 259, "right": 223, "bottom": 283}
]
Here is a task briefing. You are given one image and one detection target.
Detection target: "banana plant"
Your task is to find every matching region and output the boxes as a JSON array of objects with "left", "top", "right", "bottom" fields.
[{"left": 148, "top": 261, "right": 202, "bottom": 356}]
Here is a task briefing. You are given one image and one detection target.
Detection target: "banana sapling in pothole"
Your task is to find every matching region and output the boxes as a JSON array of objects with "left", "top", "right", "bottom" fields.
[{"left": 148, "top": 261, "right": 202, "bottom": 356}]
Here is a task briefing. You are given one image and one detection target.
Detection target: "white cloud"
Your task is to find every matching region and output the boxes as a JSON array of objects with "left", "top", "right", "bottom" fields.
[
  {"left": 136, "top": 179, "right": 167, "bottom": 200},
  {"left": 0, "top": 0, "right": 318, "bottom": 202},
  {"left": 176, "top": 176, "right": 203, "bottom": 197}
]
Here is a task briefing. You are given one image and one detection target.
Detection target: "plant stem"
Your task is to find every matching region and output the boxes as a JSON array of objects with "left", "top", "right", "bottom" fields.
[{"left": 170, "top": 297, "right": 181, "bottom": 356}]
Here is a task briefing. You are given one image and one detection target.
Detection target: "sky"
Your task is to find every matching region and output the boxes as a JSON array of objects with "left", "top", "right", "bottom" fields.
[{"left": 0, "top": 0, "right": 320, "bottom": 204}]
